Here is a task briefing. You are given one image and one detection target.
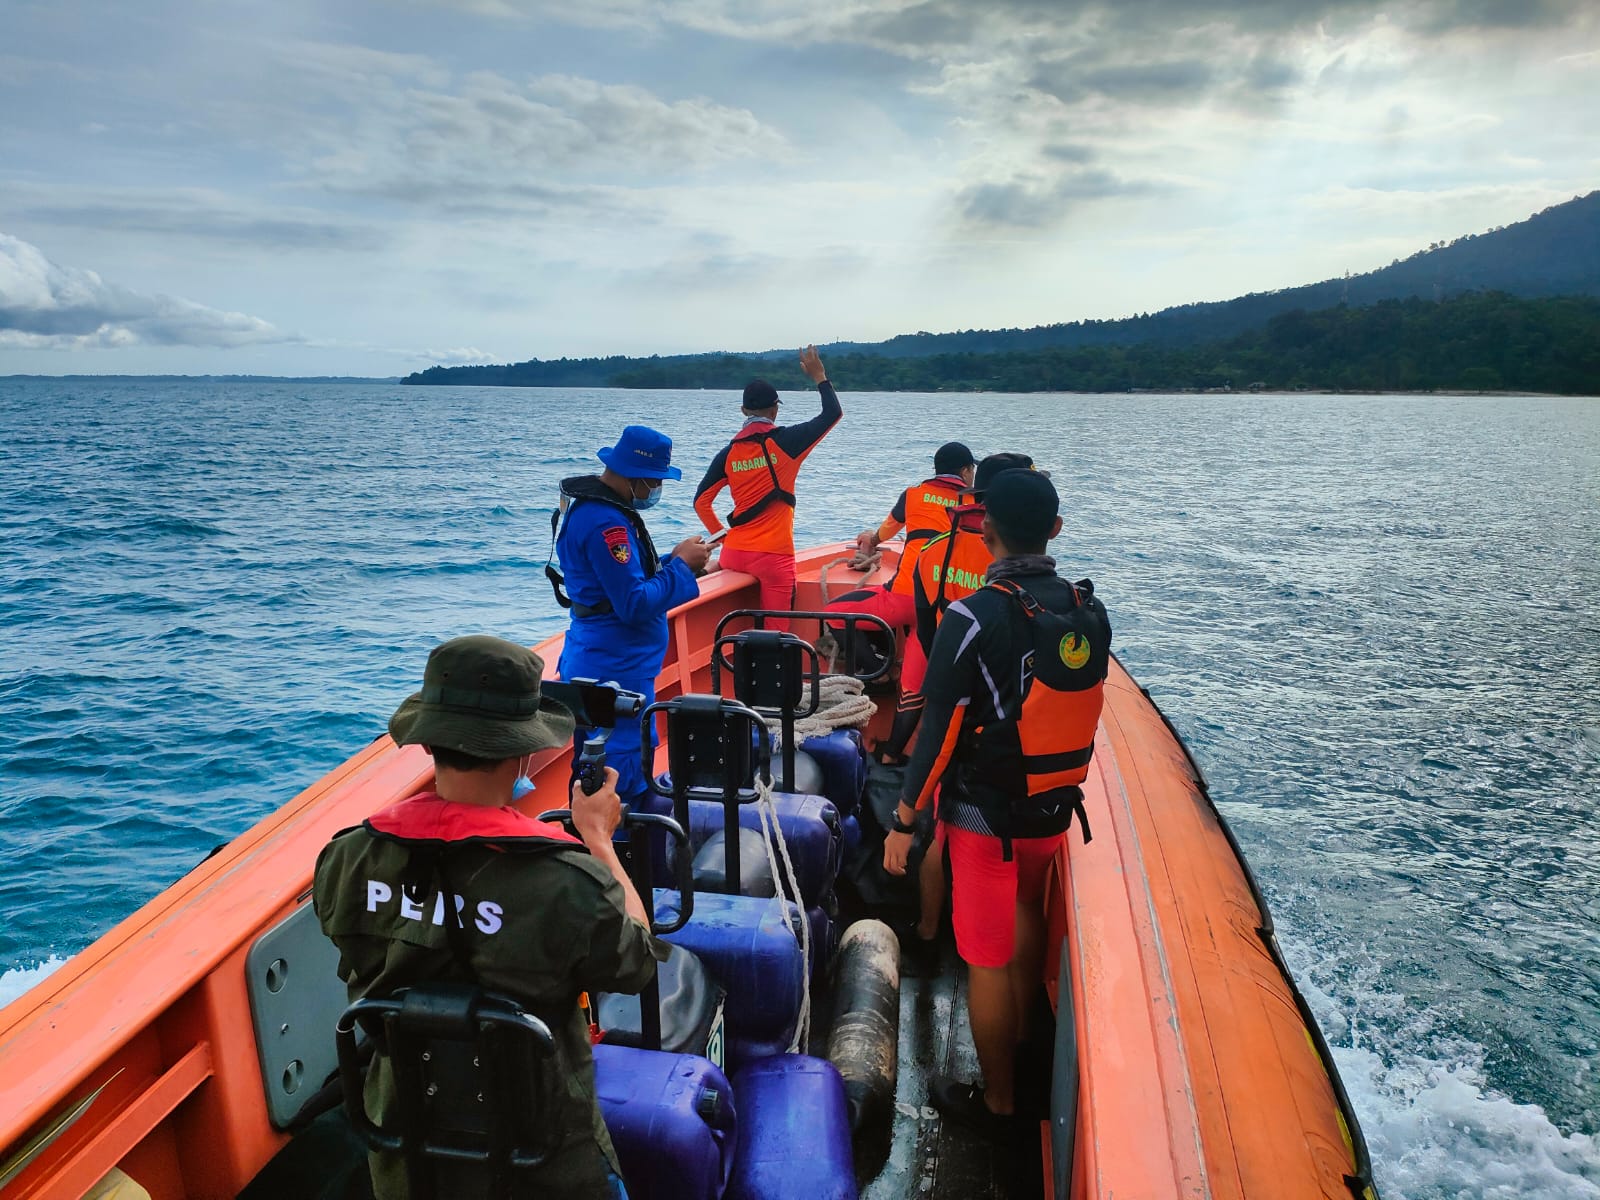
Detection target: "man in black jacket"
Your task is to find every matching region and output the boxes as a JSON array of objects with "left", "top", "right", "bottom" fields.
[{"left": 882, "top": 470, "right": 1111, "bottom": 1134}]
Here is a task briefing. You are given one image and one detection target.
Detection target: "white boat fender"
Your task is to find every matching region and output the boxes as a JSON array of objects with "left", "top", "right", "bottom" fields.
[{"left": 824, "top": 919, "right": 901, "bottom": 1132}]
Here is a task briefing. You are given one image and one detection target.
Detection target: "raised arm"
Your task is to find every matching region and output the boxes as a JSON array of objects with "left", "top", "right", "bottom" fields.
[{"left": 766, "top": 345, "right": 842, "bottom": 461}]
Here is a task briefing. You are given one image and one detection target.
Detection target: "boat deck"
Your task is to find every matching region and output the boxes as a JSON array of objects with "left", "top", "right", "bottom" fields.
[{"left": 854, "top": 940, "right": 1045, "bottom": 1200}]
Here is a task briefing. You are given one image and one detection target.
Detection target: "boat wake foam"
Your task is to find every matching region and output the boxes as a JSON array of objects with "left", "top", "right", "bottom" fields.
[
  {"left": 1292, "top": 949, "right": 1600, "bottom": 1199},
  {"left": 1335, "top": 1041, "right": 1600, "bottom": 1200},
  {"left": 0, "top": 956, "right": 68, "bottom": 1010}
]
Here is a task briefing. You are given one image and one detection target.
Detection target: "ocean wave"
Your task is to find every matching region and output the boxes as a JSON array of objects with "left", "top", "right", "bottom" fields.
[
  {"left": 1338, "top": 1043, "right": 1600, "bottom": 1199},
  {"left": 1288, "top": 933, "right": 1600, "bottom": 1198},
  {"left": 356, "top": 556, "right": 546, "bottom": 578},
  {"left": 130, "top": 516, "right": 229, "bottom": 539}
]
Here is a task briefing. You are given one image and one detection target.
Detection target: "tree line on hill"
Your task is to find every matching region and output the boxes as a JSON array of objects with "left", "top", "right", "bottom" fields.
[
  {"left": 405, "top": 190, "right": 1600, "bottom": 390},
  {"left": 405, "top": 292, "right": 1600, "bottom": 394}
]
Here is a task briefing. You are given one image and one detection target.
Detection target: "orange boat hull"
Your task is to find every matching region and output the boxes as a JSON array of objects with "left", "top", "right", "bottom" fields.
[{"left": 1046, "top": 656, "right": 1372, "bottom": 1198}]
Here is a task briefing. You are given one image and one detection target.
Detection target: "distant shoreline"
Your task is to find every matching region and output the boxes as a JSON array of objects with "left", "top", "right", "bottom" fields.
[
  {"left": 0, "top": 376, "right": 1586, "bottom": 399},
  {"left": 0, "top": 374, "right": 400, "bottom": 383}
]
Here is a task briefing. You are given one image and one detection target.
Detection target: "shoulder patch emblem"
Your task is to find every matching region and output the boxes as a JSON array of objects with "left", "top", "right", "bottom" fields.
[{"left": 602, "top": 525, "right": 632, "bottom": 564}]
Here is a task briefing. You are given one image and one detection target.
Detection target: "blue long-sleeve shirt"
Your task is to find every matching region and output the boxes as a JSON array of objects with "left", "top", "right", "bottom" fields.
[{"left": 554, "top": 479, "right": 699, "bottom": 683}]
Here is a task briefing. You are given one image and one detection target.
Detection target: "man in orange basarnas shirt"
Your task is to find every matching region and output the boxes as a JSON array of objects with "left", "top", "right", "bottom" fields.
[{"left": 694, "top": 345, "right": 841, "bottom": 630}]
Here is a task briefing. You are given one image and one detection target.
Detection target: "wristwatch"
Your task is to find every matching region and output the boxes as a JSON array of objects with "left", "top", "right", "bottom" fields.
[{"left": 891, "top": 806, "right": 918, "bottom": 835}]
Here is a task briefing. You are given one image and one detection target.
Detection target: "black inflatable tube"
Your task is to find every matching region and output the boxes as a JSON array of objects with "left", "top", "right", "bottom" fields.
[{"left": 825, "top": 919, "right": 901, "bottom": 1132}]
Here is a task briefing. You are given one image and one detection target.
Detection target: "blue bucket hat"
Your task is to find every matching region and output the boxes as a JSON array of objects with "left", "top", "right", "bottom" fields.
[{"left": 597, "top": 425, "right": 682, "bottom": 481}]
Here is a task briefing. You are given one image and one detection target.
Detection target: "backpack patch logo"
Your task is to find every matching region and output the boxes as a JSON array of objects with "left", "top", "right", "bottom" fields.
[{"left": 1059, "top": 632, "right": 1091, "bottom": 669}]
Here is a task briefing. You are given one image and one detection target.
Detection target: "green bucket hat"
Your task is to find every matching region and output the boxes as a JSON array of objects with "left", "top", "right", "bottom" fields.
[{"left": 388, "top": 635, "right": 576, "bottom": 760}]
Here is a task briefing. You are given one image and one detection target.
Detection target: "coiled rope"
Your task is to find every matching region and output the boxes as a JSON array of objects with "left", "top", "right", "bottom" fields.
[{"left": 764, "top": 673, "right": 876, "bottom": 745}]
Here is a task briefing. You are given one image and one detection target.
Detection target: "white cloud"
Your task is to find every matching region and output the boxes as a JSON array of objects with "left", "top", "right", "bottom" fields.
[
  {"left": 411, "top": 346, "right": 496, "bottom": 364},
  {"left": 0, "top": 0, "right": 1594, "bottom": 373},
  {"left": 7, "top": 184, "right": 388, "bottom": 253},
  {"left": 0, "top": 234, "right": 297, "bottom": 350},
  {"left": 252, "top": 47, "right": 791, "bottom": 213}
]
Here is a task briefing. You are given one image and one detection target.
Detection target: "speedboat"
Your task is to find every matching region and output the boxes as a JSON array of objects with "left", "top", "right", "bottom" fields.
[{"left": 0, "top": 544, "right": 1376, "bottom": 1199}]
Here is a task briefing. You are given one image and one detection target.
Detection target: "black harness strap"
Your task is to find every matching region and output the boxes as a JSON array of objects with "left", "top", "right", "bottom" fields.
[
  {"left": 727, "top": 434, "right": 795, "bottom": 527},
  {"left": 1023, "top": 746, "right": 1095, "bottom": 774},
  {"left": 546, "top": 480, "right": 663, "bottom": 617},
  {"left": 934, "top": 532, "right": 959, "bottom": 612},
  {"left": 986, "top": 575, "right": 1082, "bottom": 612},
  {"left": 398, "top": 845, "right": 476, "bottom": 972}
]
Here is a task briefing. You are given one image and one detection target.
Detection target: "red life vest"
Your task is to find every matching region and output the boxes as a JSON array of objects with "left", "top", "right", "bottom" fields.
[{"left": 366, "top": 793, "right": 582, "bottom": 847}]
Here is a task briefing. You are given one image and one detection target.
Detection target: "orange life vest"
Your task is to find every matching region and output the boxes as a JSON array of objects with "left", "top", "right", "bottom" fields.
[
  {"left": 725, "top": 427, "right": 796, "bottom": 527},
  {"left": 915, "top": 522, "right": 992, "bottom": 615},
  {"left": 954, "top": 576, "right": 1110, "bottom": 854},
  {"left": 711, "top": 423, "right": 816, "bottom": 553},
  {"left": 888, "top": 476, "right": 965, "bottom": 596},
  {"left": 901, "top": 476, "right": 964, "bottom": 541}
]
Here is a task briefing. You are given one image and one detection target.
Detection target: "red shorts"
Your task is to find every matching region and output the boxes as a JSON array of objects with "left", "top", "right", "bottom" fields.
[
  {"left": 719, "top": 547, "right": 797, "bottom": 630},
  {"left": 946, "top": 825, "right": 1065, "bottom": 968}
]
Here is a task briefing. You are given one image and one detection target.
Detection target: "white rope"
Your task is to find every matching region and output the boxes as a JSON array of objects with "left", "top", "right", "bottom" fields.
[
  {"left": 766, "top": 674, "right": 876, "bottom": 746},
  {"left": 752, "top": 771, "right": 812, "bottom": 1052},
  {"left": 753, "top": 672, "right": 875, "bottom": 1052},
  {"left": 745, "top": 543, "right": 878, "bottom": 1053}
]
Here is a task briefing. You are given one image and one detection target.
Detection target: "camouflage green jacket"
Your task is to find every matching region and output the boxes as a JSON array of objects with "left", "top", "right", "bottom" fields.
[{"left": 314, "top": 792, "right": 663, "bottom": 1198}]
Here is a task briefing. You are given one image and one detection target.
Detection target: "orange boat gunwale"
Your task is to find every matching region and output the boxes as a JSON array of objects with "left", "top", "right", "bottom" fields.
[{"left": 1045, "top": 655, "right": 1376, "bottom": 1198}]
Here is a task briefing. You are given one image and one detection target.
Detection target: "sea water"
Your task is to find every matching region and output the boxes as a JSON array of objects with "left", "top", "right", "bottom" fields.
[{"left": 1, "top": 380, "right": 1596, "bottom": 1198}]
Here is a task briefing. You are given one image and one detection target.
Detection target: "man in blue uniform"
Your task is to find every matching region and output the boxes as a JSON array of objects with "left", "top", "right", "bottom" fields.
[{"left": 552, "top": 425, "right": 710, "bottom": 804}]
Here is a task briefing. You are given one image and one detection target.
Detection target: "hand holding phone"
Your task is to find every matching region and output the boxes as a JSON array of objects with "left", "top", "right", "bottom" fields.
[{"left": 674, "top": 535, "right": 712, "bottom": 572}]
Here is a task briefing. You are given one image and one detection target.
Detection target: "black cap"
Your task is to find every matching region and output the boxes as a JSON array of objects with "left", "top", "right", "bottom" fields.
[
  {"left": 971, "top": 451, "right": 1035, "bottom": 495},
  {"left": 934, "top": 441, "right": 976, "bottom": 475},
  {"left": 742, "top": 379, "right": 780, "bottom": 410},
  {"left": 983, "top": 469, "right": 1058, "bottom": 547}
]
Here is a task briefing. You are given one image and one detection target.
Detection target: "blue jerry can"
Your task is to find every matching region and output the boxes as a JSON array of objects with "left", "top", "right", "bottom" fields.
[
  {"left": 595, "top": 1043, "right": 738, "bottom": 1200},
  {"left": 726, "top": 1056, "right": 857, "bottom": 1200}
]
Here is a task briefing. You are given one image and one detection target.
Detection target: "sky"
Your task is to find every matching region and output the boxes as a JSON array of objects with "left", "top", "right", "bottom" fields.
[{"left": 0, "top": 0, "right": 1596, "bottom": 377}]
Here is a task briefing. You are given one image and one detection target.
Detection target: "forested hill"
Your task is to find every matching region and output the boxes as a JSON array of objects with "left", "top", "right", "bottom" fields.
[
  {"left": 404, "top": 191, "right": 1600, "bottom": 390},
  {"left": 406, "top": 293, "right": 1600, "bottom": 394},
  {"left": 829, "top": 189, "right": 1600, "bottom": 358}
]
